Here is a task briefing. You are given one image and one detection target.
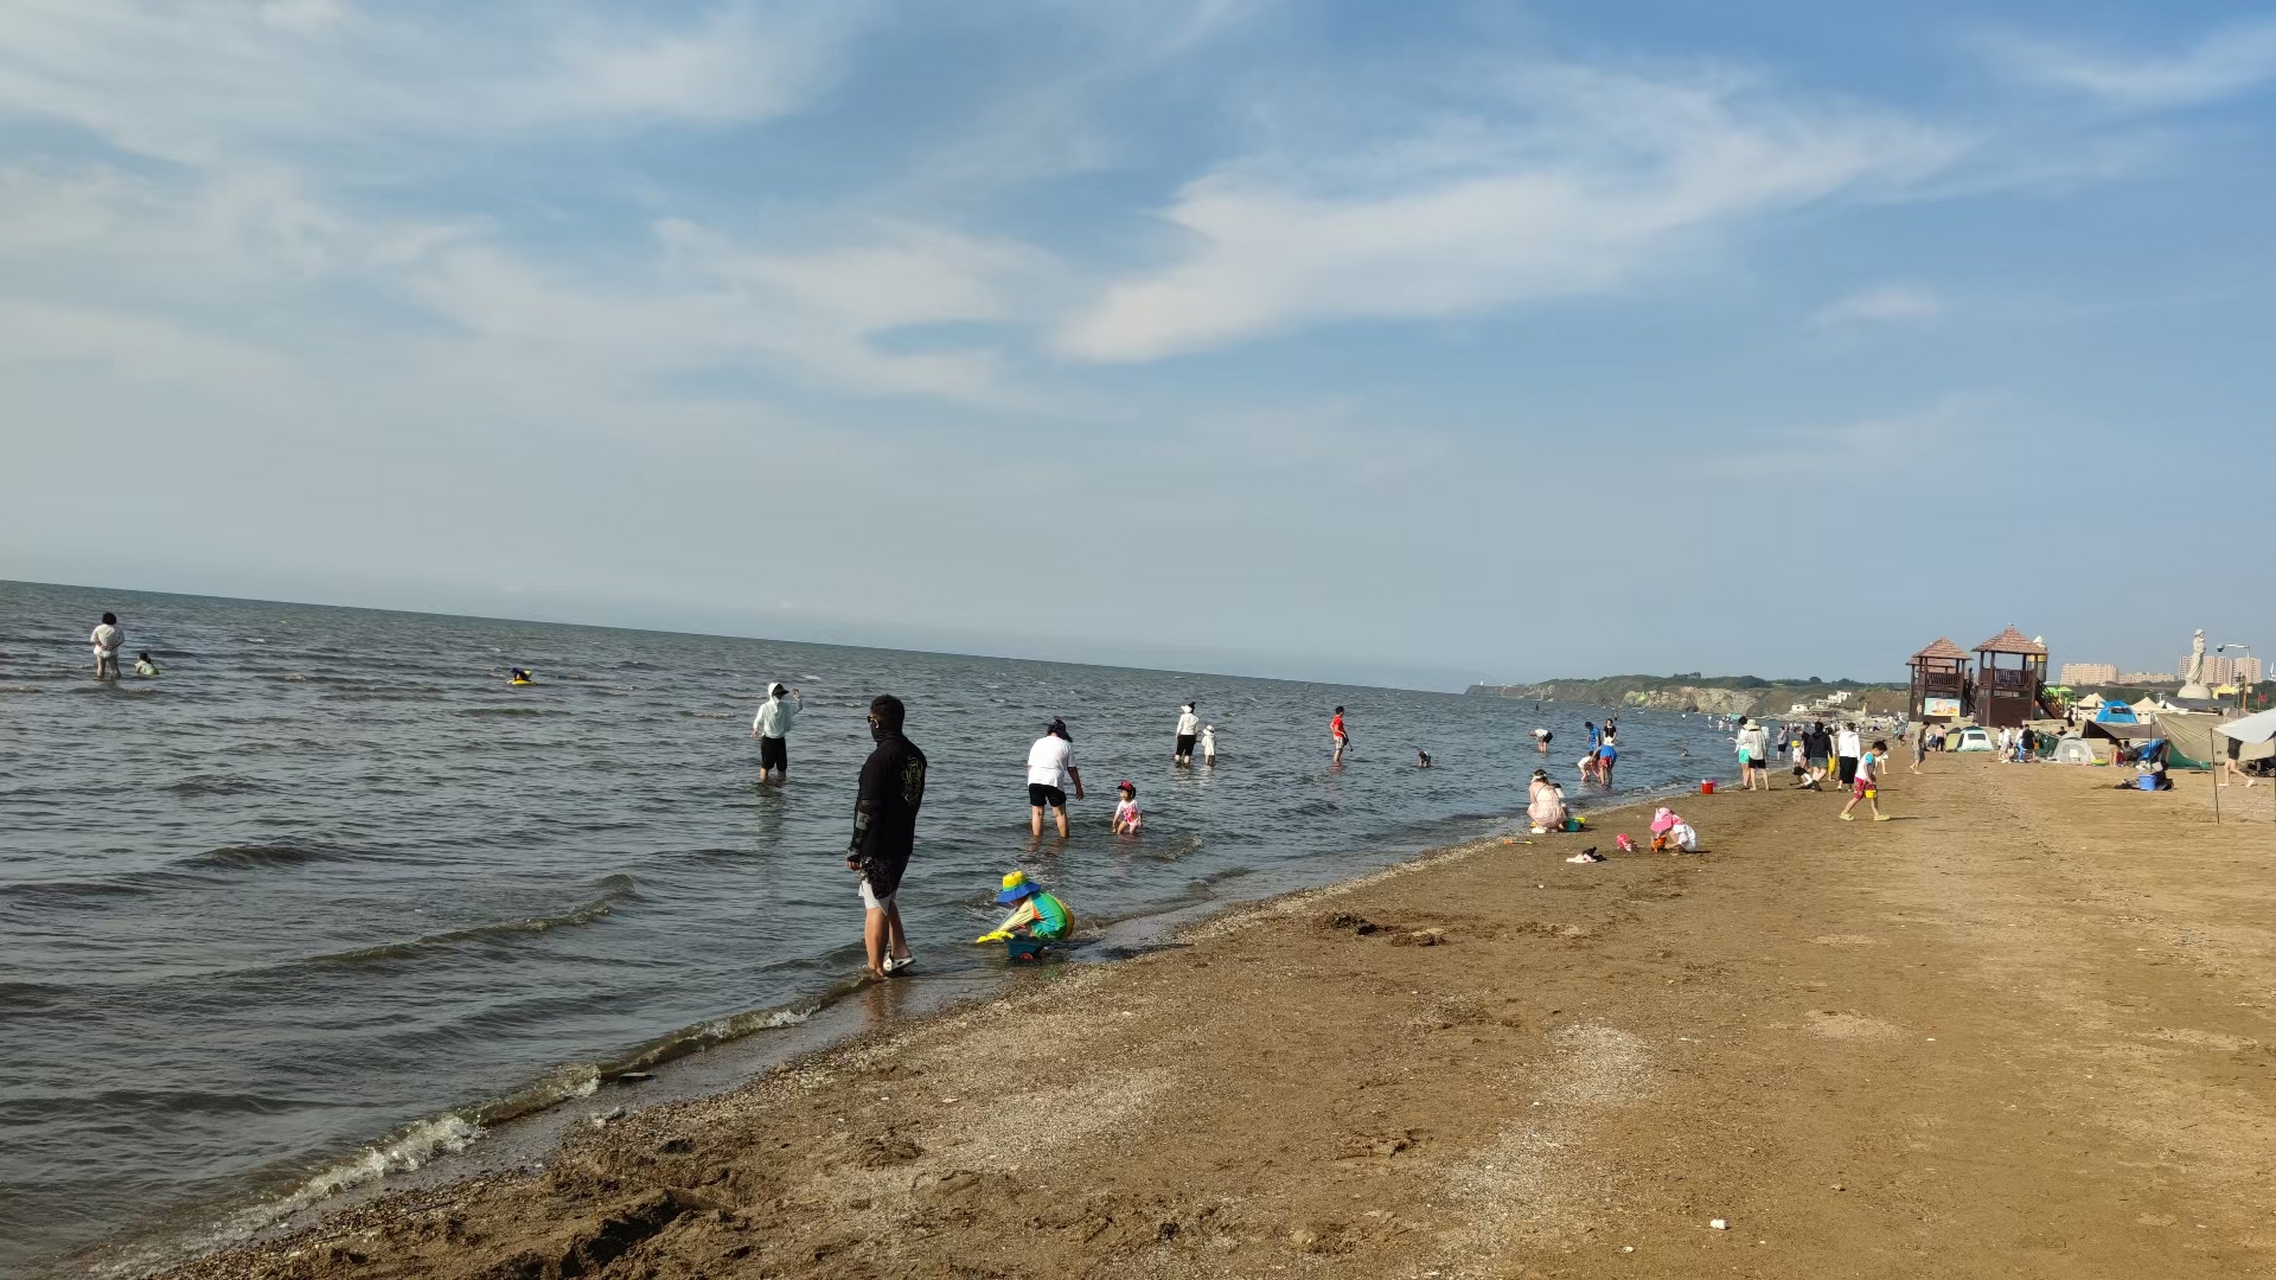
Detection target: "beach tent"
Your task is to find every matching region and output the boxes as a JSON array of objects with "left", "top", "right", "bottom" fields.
[
  {"left": 2130, "top": 697, "right": 2163, "bottom": 719},
  {"left": 2083, "top": 719, "right": 2159, "bottom": 743},
  {"left": 2052, "top": 737, "right": 2097, "bottom": 765},
  {"left": 2214, "top": 708, "right": 2276, "bottom": 763},
  {"left": 2149, "top": 711, "right": 2222, "bottom": 770}
]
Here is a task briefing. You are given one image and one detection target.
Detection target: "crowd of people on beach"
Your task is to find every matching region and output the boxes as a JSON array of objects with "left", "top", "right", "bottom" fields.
[
  {"left": 742, "top": 682, "right": 1386, "bottom": 979},
  {"left": 1724, "top": 714, "right": 1917, "bottom": 821},
  {"left": 71, "top": 604, "right": 1921, "bottom": 987}
]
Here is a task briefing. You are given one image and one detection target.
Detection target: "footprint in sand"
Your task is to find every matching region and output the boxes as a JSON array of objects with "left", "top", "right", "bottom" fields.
[
  {"left": 1804, "top": 1010, "right": 1902, "bottom": 1040},
  {"left": 2149, "top": 1028, "right": 2260, "bottom": 1051}
]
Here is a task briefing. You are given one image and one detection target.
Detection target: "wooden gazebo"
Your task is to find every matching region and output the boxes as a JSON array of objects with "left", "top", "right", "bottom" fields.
[
  {"left": 1974, "top": 626, "right": 2048, "bottom": 729},
  {"left": 1908, "top": 637, "right": 1971, "bottom": 722}
]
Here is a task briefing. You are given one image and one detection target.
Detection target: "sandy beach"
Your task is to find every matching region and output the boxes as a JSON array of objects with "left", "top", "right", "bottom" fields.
[{"left": 162, "top": 756, "right": 2276, "bottom": 1279}]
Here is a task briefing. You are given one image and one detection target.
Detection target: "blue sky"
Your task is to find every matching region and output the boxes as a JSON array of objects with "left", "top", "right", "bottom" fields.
[{"left": 2, "top": 0, "right": 2270, "bottom": 689}]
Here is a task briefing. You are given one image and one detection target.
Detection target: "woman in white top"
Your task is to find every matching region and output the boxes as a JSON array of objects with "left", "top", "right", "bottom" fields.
[
  {"left": 90, "top": 612, "right": 124, "bottom": 681},
  {"left": 1174, "top": 702, "right": 1200, "bottom": 766},
  {"left": 1026, "top": 718, "right": 1085, "bottom": 839}
]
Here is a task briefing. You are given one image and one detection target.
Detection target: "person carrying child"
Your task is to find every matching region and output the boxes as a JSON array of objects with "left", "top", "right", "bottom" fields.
[
  {"left": 975, "top": 870, "right": 1075, "bottom": 961},
  {"left": 1111, "top": 781, "right": 1143, "bottom": 835}
]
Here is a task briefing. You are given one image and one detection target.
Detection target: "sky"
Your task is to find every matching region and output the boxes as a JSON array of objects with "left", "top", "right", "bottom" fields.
[{"left": 1, "top": 0, "right": 2270, "bottom": 690}]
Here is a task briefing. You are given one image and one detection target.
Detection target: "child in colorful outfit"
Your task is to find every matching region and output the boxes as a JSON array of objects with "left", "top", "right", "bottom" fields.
[
  {"left": 1112, "top": 781, "right": 1143, "bottom": 835},
  {"left": 975, "top": 871, "right": 1075, "bottom": 961},
  {"left": 1840, "top": 740, "right": 1891, "bottom": 822}
]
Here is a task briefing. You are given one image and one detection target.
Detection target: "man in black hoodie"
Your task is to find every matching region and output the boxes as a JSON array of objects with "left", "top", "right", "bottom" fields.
[{"left": 848, "top": 694, "right": 926, "bottom": 980}]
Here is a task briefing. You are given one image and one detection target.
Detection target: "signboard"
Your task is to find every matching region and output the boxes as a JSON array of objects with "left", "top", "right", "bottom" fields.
[{"left": 1922, "top": 697, "right": 1962, "bottom": 719}]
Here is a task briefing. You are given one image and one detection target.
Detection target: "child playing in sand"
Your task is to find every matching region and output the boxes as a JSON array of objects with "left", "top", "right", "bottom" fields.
[
  {"left": 1840, "top": 740, "right": 1891, "bottom": 822},
  {"left": 975, "top": 870, "right": 1075, "bottom": 960},
  {"left": 1649, "top": 806, "right": 1700, "bottom": 853},
  {"left": 1111, "top": 781, "right": 1143, "bottom": 835}
]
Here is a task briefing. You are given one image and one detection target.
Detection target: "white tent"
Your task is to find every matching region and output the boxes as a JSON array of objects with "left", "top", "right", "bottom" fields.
[
  {"left": 2052, "top": 737, "right": 2097, "bottom": 765},
  {"left": 2215, "top": 709, "right": 2276, "bottom": 762},
  {"left": 2215, "top": 708, "right": 2276, "bottom": 744}
]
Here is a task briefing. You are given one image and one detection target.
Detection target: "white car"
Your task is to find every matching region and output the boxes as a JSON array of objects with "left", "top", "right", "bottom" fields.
[{"left": 1954, "top": 727, "right": 1995, "bottom": 752}]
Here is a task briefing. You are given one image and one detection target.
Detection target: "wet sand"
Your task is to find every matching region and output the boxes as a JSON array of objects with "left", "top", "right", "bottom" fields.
[{"left": 163, "top": 756, "right": 2276, "bottom": 1278}]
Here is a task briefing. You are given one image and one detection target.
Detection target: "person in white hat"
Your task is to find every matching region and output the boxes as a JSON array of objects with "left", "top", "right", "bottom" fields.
[{"left": 749, "top": 681, "right": 802, "bottom": 782}]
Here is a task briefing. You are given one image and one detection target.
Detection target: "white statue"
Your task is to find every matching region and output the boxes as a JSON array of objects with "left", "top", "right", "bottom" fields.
[{"left": 2180, "top": 629, "right": 2211, "bottom": 699}]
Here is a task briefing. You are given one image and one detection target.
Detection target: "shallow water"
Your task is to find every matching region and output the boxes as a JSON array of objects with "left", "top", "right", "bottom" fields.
[{"left": 0, "top": 579, "right": 1737, "bottom": 1274}]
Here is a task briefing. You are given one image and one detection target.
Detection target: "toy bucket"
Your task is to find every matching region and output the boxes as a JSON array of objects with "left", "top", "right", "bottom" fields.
[
  {"left": 1563, "top": 816, "right": 1586, "bottom": 833},
  {"left": 1700, "top": 779, "right": 1717, "bottom": 795}
]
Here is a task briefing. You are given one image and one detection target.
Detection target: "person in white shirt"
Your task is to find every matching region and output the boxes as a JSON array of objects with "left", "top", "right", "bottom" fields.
[
  {"left": 1173, "top": 702, "right": 1201, "bottom": 766},
  {"left": 1835, "top": 724, "right": 1863, "bottom": 789},
  {"left": 748, "top": 682, "right": 801, "bottom": 782},
  {"left": 1026, "top": 718, "right": 1085, "bottom": 839},
  {"left": 1201, "top": 723, "right": 1217, "bottom": 766},
  {"left": 1735, "top": 719, "right": 1771, "bottom": 791},
  {"left": 89, "top": 612, "right": 124, "bottom": 681}
]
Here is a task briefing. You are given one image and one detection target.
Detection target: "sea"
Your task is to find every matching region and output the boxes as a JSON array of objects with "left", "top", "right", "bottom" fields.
[{"left": 0, "top": 579, "right": 1742, "bottom": 1275}]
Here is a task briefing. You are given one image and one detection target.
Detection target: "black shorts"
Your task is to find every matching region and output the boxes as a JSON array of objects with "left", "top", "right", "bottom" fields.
[
  {"left": 1028, "top": 783, "right": 1067, "bottom": 809},
  {"left": 1837, "top": 757, "right": 1859, "bottom": 785},
  {"left": 1176, "top": 733, "right": 1197, "bottom": 756},
  {"left": 759, "top": 736, "right": 787, "bottom": 771}
]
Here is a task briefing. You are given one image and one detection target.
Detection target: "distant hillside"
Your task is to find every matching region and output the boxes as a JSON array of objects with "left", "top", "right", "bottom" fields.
[{"left": 1468, "top": 673, "right": 1906, "bottom": 718}]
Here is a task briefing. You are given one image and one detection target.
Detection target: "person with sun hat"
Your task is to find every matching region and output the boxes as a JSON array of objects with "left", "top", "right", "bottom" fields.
[{"left": 974, "top": 870, "right": 1075, "bottom": 961}]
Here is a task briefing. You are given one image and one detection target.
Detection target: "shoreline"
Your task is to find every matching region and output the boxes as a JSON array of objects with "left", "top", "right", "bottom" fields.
[
  {"left": 148, "top": 756, "right": 2276, "bottom": 1278},
  {"left": 82, "top": 784, "right": 1686, "bottom": 1279}
]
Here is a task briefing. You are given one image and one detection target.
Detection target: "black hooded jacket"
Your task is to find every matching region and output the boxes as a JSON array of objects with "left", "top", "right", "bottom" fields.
[{"left": 848, "top": 731, "right": 927, "bottom": 898}]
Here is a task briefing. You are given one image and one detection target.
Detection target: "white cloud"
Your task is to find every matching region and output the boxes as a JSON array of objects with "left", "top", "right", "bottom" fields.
[
  {"left": 1981, "top": 21, "right": 2276, "bottom": 110},
  {"left": 0, "top": 0, "right": 862, "bottom": 164},
  {"left": 1058, "top": 68, "right": 1958, "bottom": 362},
  {"left": 1810, "top": 283, "right": 1944, "bottom": 328}
]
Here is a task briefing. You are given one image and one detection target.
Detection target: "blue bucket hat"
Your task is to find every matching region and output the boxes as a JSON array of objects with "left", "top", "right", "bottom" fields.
[{"left": 994, "top": 870, "right": 1039, "bottom": 905}]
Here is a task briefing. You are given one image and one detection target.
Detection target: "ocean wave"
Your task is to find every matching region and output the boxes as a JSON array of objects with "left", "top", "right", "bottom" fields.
[
  {"left": 177, "top": 843, "right": 336, "bottom": 871},
  {"left": 310, "top": 875, "right": 639, "bottom": 965},
  {"left": 0, "top": 876, "right": 157, "bottom": 904},
  {"left": 601, "top": 1003, "right": 817, "bottom": 1079},
  {"left": 164, "top": 775, "right": 264, "bottom": 796},
  {"left": 263, "top": 1112, "right": 485, "bottom": 1220}
]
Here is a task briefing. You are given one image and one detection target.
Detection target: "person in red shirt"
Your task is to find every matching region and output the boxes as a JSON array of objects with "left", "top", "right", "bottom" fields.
[{"left": 1331, "top": 706, "right": 1350, "bottom": 764}]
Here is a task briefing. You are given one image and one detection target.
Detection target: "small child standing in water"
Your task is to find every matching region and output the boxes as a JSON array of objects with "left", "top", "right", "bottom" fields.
[
  {"left": 1111, "top": 781, "right": 1143, "bottom": 835},
  {"left": 1200, "top": 724, "right": 1216, "bottom": 765}
]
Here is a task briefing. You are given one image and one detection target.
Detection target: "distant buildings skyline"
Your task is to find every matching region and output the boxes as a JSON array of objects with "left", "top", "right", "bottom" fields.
[{"left": 2058, "top": 655, "right": 2263, "bottom": 686}]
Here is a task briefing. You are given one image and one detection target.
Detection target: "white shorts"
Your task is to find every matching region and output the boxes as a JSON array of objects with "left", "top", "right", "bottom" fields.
[{"left": 858, "top": 879, "right": 896, "bottom": 911}]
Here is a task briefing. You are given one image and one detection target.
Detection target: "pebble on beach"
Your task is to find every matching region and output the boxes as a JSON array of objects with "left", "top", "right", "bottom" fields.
[{"left": 1710, "top": 1218, "right": 1729, "bottom": 1230}]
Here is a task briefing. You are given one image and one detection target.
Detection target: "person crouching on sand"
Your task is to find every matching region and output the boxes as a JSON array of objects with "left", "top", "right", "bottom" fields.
[
  {"left": 1527, "top": 769, "right": 1567, "bottom": 833},
  {"left": 1111, "top": 781, "right": 1143, "bottom": 835},
  {"left": 1840, "top": 739, "right": 1890, "bottom": 822},
  {"left": 975, "top": 870, "right": 1074, "bottom": 961}
]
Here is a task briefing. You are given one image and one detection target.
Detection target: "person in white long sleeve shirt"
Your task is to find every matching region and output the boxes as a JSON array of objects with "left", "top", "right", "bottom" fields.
[
  {"left": 89, "top": 612, "right": 124, "bottom": 682},
  {"left": 1174, "top": 701, "right": 1200, "bottom": 765},
  {"left": 750, "top": 682, "right": 802, "bottom": 782}
]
